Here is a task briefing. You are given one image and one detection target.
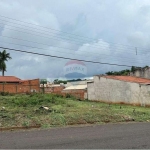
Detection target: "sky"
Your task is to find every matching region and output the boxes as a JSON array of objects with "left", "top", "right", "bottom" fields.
[{"left": 0, "top": 0, "right": 150, "bottom": 81}]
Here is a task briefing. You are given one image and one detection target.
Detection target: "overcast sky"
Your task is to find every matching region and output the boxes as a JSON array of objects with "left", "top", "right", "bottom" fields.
[{"left": 0, "top": 0, "right": 150, "bottom": 80}]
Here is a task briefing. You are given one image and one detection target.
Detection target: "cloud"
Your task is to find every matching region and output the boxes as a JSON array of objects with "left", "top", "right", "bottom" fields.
[{"left": 0, "top": 0, "right": 150, "bottom": 80}]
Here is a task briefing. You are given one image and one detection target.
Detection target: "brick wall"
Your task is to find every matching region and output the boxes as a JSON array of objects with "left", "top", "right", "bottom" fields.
[
  {"left": 0, "top": 79, "right": 40, "bottom": 93},
  {"left": 62, "top": 89, "right": 87, "bottom": 100},
  {"left": 0, "top": 83, "right": 18, "bottom": 93},
  {"left": 21, "top": 79, "right": 40, "bottom": 93},
  {"left": 40, "top": 86, "right": 87, "bottom": 100},
  {"left": 40, "top": 86, "right": 65, "bottom": 93}
]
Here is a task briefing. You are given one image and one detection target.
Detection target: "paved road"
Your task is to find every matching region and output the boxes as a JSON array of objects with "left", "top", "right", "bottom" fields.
[{"left": 0, "top": 122, "right": 150, "bottom": 149}]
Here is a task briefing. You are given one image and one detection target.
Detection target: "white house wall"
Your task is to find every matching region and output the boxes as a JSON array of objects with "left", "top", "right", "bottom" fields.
[
  {"left": 139, "top": 85, "right": 150, "bottom": 106},
  {"left": 87, "top": 82, "right": 95, "bottom": 100},
  {"left": 87, "top": 76, "right": 150, "bottom": 106}
]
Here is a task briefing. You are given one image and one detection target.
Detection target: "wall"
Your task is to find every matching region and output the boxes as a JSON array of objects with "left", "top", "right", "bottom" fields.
[
  {"left": 87, "top": 76, "right": 150, "bottom": 106},
  {"left": 0, "top": 83, "right": 18, "bottom": 93},
  {"left": 41, "top": 86, "right": 65, "bottom": 93},
  {"left": 139, "top": 84, "right": 150, "bottom": 106},
  {"left": 40, "top": 85, "right": 86, "bottom": 100},
  {"left": 130, "top": 68, "right": 150, "bottom": 79},
  {"left": 62, "top": 89, "right": 87, "bottom": 100},
  {"left": 87, "top": 82, "right": 95, "bottom": 100},
  {"left": 21, "top": 79, "right": 40, "bottom": 93},
  {"left": 0, "top": 79, "right": 40, "bottom": 93}
]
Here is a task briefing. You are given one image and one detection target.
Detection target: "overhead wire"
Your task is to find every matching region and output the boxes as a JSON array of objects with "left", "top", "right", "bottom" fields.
[
  {"left": 0, "top": 15, "right": 145, "bottom": 50},
  {"left": 0, "top": 23, "right": 144, "bottom": 58},
  {"left": 0, "top": 19, "right": 144, "bottom": 54},
  {"left": 0, "top": 35, "right": 141, "bottom": 62},
  {"left": 0, "top": 15, "right": 148, "bottom": 66},
  {"left": 0, "top": 38, "right": 144, "bottom": 65},
  {"left": 0, "top": 42, "right": 138, "bottom": 66},
  {"left": 0, "top": 21, "right": 137, "bottom": 54},
  {"left": 0, "top": 46, "right": 135, "bottom": 67},
  {"left": 0, "top": 41, "right": 147, "bottom": 67}
]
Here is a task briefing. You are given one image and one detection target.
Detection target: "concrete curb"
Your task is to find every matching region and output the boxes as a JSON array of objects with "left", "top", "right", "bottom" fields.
[{"left": 0, "top": 125, "right": 41, "bottom": 131}]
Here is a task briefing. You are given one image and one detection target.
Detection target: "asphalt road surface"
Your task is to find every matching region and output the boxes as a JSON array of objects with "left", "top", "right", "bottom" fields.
[{"left": 0, "top": 122, "right": 150, "bottom": 149}]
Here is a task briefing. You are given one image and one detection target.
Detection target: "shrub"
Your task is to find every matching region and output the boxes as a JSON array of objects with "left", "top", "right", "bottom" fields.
[
  {"left": 53, "top": 94, "right": 64, "bottom": 98},
  {"left": 0, "top": 91, "right": 10, "bottom": 96},
  {"left": 65, "top": 93, "right": 71, "bottom": 98},
  {"left": 26, "top": 91, "right": 31, "bottom": 95}
]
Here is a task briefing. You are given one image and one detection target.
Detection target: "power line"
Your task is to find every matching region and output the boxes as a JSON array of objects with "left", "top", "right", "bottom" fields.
[
  {"left": 0, "top": 20, "right": 94, "bottom": 44},
  {"left": 0, "top": 35, "right": 140, "bottom": 62},
  {"left": 0, "top": 23, "right": 143, "bottom": 56},
  {"left": 0, "top": 15, "right": 96, "bottom": 40},
  {"left": 0, "top": 15, "right": 138, "bottom": 48},
  {"left": 0, "top": 18, "right": 146, "bottom": 51},
  {"left": 0, "top": 18, "right": 92, "bottom": 42},
  {"left": 0, "top": 35, "right": 114, "bottom": 56},
  {"left": 0, "top": 26, "right": 147, "bottom": 64},
  {"left": 1, "top": 14, "right": 148, "bottom": 52},
  {"left": 0, "top": 16, "right": 150, "bottom": 55},
  {"left": 0, "top": 39, "right": 142, "bottom": 64},
  {"left": 0, "top": 46, "right": 134, "bottom": 67},
  {"left": 0, "top": 19, "right": 149, "bottom": 56},
  {"left": 0, "top": 22, "right": 137, "bottom": 54},
  {"left": 0, "top": 40, "right": 103, "bottom": 59}
]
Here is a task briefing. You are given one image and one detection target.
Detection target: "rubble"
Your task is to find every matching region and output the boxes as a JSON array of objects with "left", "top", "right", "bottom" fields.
[
  {"left": 39, "top": 106, "right": 49, "bottom": 110},
  {"left": 122, "top": 115, "right": 135, "bottom": 121}
]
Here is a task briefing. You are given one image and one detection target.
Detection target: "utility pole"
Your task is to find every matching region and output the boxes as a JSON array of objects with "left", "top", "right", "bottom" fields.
[{"left": 135, "top": 47, "right": 137, "bottom": 55}]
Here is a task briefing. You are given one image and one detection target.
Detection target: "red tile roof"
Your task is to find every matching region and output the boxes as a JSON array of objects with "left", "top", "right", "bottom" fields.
[
  {"left": 101, "top": 75, "right": 150, "bottom": 84},
  {"left": 0, "top": 76, "right": 21, "bottom": 82}
]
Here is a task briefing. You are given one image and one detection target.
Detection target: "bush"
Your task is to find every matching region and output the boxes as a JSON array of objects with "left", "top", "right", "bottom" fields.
[
  {"left": 26, "top": 91, "right": 31, "bottom": 95},
  {"left": 65, "top": 93, "right": 71, "bottom": 98},
  {"left": 0, "top": 91, "right": 10, "bottom": 96}
]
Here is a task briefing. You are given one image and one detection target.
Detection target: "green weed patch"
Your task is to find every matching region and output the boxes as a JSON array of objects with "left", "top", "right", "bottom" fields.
[{"left": 0, "top": 93, "right": 149, "bottom": 128}]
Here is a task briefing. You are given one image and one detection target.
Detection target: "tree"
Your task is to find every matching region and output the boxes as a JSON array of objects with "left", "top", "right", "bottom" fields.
[
  {"left": 0, "top": 50, "right": 12, "bottom": 76},
  {"left": 105, "top": 69, "right": 130, "bottom": 76},
  {"left": 131, "top": 66, "right": 136, "bottom": 72},
  {"left": 53, "top": 78, "right": 82, "bottom": 84}
]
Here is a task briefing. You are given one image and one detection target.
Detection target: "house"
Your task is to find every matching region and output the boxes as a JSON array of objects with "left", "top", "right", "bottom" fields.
[
  {"left": 0, "top": 76, "right": 21, "bottom": 83},
  {"left": 39, "top": 79, "right": 93, "bottom": 99},
  {"left": 0, "top": 76, "right": 40, "bottom": 93},
  {"left": 130, "top": 66, "right": 150, "bottom": 79},
  {"left": 87, "top": 75, "right": 150, "bottom": 106},
  {"left": 62, "top": 80, "right": 92, "bottom": 100}
]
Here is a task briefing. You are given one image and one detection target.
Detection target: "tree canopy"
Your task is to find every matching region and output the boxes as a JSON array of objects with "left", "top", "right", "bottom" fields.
[
  {"left": 0, "top": 50, "right": 12, "bottom": 76},
  {"left": 105, "top": 65, "right": 149, "bottom": 76},
  {"left": 105, "top": 69, "right": 131, "bottom": 76},
  {"left": 53, "top": 78, "right": 83, "bottom": 84}
]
